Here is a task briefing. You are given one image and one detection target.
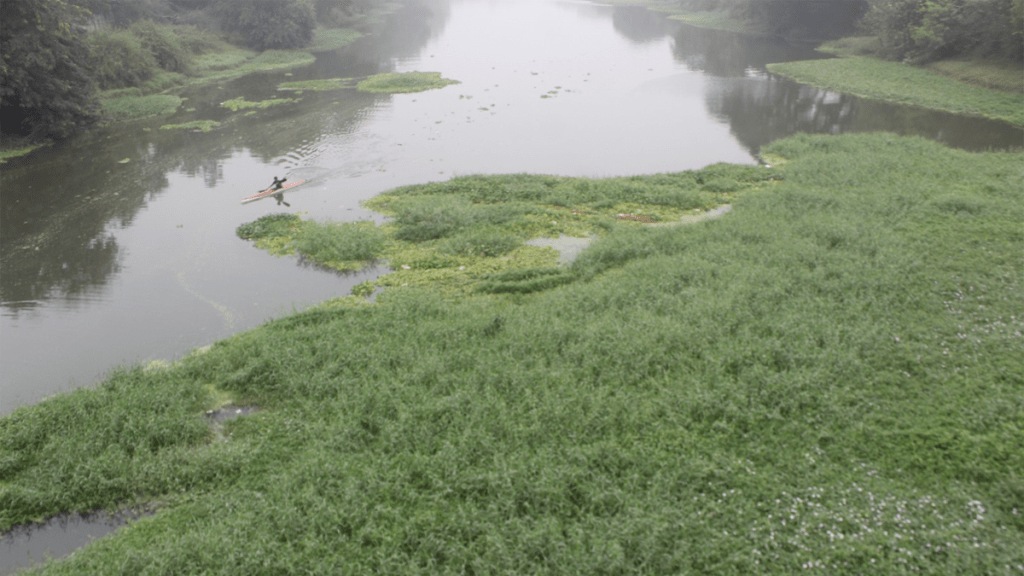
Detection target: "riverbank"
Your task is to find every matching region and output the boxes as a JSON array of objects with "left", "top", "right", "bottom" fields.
[
  {"left": 0, "top": 16, "right": 379, "bottom": 164},
  {"left": 3, "top": 132, "right": 1022, "bottom": 574},
  {"left": 768, "top": 56, "right": 1024, "bottom": 128},
  {"left": 609, "top": 1, "right": 1024, "bottom": 128}
]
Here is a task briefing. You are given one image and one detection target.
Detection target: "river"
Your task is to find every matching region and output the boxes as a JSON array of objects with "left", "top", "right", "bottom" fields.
[{"left": 1, "top": 0, "right": 1020, "bottom": 416}]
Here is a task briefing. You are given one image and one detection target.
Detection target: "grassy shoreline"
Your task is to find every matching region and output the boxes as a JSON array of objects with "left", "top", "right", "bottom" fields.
[
  {"left": 768, "top": 56, "right": 1024, "bottom": 128},
  {"left": 608, "top": 1, "right": 1024, "bottom": 127},
  {"left": 3, "top": 133, "right": 1022, "bottom": 573},
  {"left": 0, "top": 23, "right": 371, "bottom": 162}
]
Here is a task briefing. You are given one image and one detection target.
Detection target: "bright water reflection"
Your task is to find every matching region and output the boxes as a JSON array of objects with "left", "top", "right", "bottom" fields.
[{"left": 1, "top": 0, "right": 1020, "bottom": 414}]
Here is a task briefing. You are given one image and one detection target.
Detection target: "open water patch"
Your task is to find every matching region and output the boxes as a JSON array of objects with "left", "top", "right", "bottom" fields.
[{"left": 0, "top": 509, "right": 149, "bottom": 575}]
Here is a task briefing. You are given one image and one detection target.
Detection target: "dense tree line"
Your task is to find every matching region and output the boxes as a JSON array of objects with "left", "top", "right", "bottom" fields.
[
  {"left": 678, "top": 0, "right": 870, "bottom": 41},
  {"left": 679, "top": 0, "right": 1023, "bottom": 63},
  {"left": 1, "top": 0, "right": 99, "bottom": 139},
  {"left": 863, "top": 0, "right": 1023, "bottom": 63},
  {"left": 0, "top": 0, "right": 375, "bottom": 140}
]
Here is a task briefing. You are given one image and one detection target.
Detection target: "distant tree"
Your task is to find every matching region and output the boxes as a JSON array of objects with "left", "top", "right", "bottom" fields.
[
  {"left": 84, "top": 0, "right": 173, "bottom": 27},
  {"left": 217, "top": 0, "right": 316, "bottom": 51},
  {"left": 737, "top": 0, "right": 868, "bottom": 41},
  {"left": 0, "top": 0, "right": 100, "bottom": 139}
]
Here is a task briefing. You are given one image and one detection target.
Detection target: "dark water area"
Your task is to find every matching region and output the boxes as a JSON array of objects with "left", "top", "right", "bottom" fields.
[
  {"left": 0, "top": 511, "right": 147, "bottom": 575},
  {"left": 2, "top": 0, "right": 1021, "bottom": 418}
]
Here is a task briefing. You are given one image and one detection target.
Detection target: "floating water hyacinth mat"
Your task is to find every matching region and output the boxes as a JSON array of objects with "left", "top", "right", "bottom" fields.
[{"left": 356, "top": 71, "right": 460, "bottom": 94}]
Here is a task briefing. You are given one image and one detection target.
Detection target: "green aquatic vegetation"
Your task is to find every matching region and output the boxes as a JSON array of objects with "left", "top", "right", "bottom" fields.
[
  {"left": 768, "top": 56, "right": 1024, "bottom": 127},
  {"left": 4, "top": 134, "right": 1023, "bottom": 574},
  {"left": 236, "top": 213, "right": 305, "bottom": 256},
  {"left": 356, "top": 71, "right": 460, "bottom": 94},
  {"left": 192, "top": 50, "right": 316, "bottom": 84},
  {"left": 100, "top": 94, "right": 183, "bottom": 121},
  {"left": 309, "top": 28, "right": 362, "bottom": 52},
  {"left": 817, "top": 36, "right": 883, "bottom": 58},
  {"left": 294, "top": 221, "right": 387, "bottom": 271},
  {"left": 233, "top": 167, "right": 775, "bottom": 296},
  {"left": 926, "top": 59, "right": 1024, "bottom": 94},
  {"left": 669, "top": 10, "right": 759, "bottom": 34},
  {"left": 159, "top": 120, "right": 221, "bottom": 133},
  {"left": 220, "top": 96, "right": 298, "bottom": 112},
  {"left": 237, "top": 215, "right": 386, "bottom": 272},
  {"left": 190, "top": 47, "right": 257, "bottom": 74},
  {"left": 0, "top": 143, "right": 44, "bottom": 163},
  {"left": 277, "top": 78, "right": 355, "bottom": 92}
]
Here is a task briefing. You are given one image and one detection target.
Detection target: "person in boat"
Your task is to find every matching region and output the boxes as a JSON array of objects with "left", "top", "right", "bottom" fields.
[{"left": 267, "top": 176, "right": 291, "bottom": 206}]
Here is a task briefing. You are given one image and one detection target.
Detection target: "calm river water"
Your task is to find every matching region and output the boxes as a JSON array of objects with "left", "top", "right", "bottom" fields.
[{"left": 1, "top": 0, "right": 1020, "bottom": 415}]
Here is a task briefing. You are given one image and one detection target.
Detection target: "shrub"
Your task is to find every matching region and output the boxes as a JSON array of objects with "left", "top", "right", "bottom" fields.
[
  {"left": 129, "top": 20, "right": 191, "bottom": 73},
  {"left": 217, "top": 0, "right": 316, "bottom": 51},
  {"left": 295, "top": 221, "right": 386, "bottom": 265},
  {"left": 87, "top": 30, "right": 158, "bottom": 90}
]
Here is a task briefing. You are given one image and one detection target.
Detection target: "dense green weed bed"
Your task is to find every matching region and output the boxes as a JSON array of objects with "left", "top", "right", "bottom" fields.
[
  {"left": 3, "top": 133, "right": 1022, "bottom": 574},
  {"left": 357, "top": 71, "right": 460, "bottom": 94}
]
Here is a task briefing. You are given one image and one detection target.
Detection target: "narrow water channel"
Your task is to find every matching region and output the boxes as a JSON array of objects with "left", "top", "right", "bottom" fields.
[{"left": 1, "top": 0, "right": 1020, "bottom": 417}]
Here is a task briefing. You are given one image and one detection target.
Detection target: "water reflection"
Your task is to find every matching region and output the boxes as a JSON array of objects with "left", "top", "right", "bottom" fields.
[
  {"left": 663, "top": 22, "right": 1023, "bottom": 153},
  {"left": 703, "top": 73, "right": 1024, "bottom": 155},
  {"left": 671, "top": 23, "right": 826, "bottom": 77},
  {"left": 612, "top": 5, "right": 675, "bottom": 44}
]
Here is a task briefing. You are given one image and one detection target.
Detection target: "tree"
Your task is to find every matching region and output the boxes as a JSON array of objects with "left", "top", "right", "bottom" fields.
[
  {"left": 217, "top": 0, "right": 316, "bottom": 51},
  {"left": 865, "top": 0, "right": 1023, "bottom": 63},
  {"left": 0, "top": 0, "right": 100, "bottom": 139}
]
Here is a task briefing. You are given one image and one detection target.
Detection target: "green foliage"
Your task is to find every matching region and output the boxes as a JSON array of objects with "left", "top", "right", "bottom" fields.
[
  {"left": 192, "top": 50, "right": 314, "bottom": 82},
  {"left": 277, "top": 78, "right": 355, "bottom": 92},
  {"left": 388, "top": 196, "right": 483, "bottom": 242},
  {"left": 237, "top": 215, "right": 385, "bottom": 271},
  {"left": 3, "top": 134, "right": 1024, "bottom": 573},
  {"left": 926, "top": 59, "right": 1024, "bottom": 94},
  {"left": 87, "top": 30, "right": 158, "bottom": 90},
  {"left": 864, "top": 0, "right": 1023, "bottom": 63},
  {"left": 767, "top": 56, "right": 1024, "bottom": 126},
  {"left": 0, "top": 0, "right": 100, "bottom": 138},
  {"left": 220, "top": 96, "right": 297, "bottom": 112},
  {"left": 217, "top": 0, "right": 317, "bottom": 51},
  {"left": 294, "top": 221, "right": 387, "bottom": 268},
  {"left": 476, "top": 267, "right": 575, "bottom": 294},
  {"left": 128, "top": 20, "right": 191, "bottom": 73},
  {"left": 0, "top": 141, "right": 45, "bottom": 164},
  {"left": 735, "top": 0, "right": 868, "bottom": 41},
  {"left": 0, "top": 366, "right": 214, "bottom": 529},
  {"left": 159, "top": 120, "right": 221, "bottom": 132},
  {"left": 100, "top": 94, "right": 183, "bottom": 121},
  {"left": 356, "top": 71, "right": 461, "bottom": 94},
  {"left": 439, "top": 226, "right": 523, "bottom": 258},
  {"left": 309, "top": 27, "right": 363, "bottom": 52},
  {"left": 236, "top": 213, "right": 303, "bottom": 240}
]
